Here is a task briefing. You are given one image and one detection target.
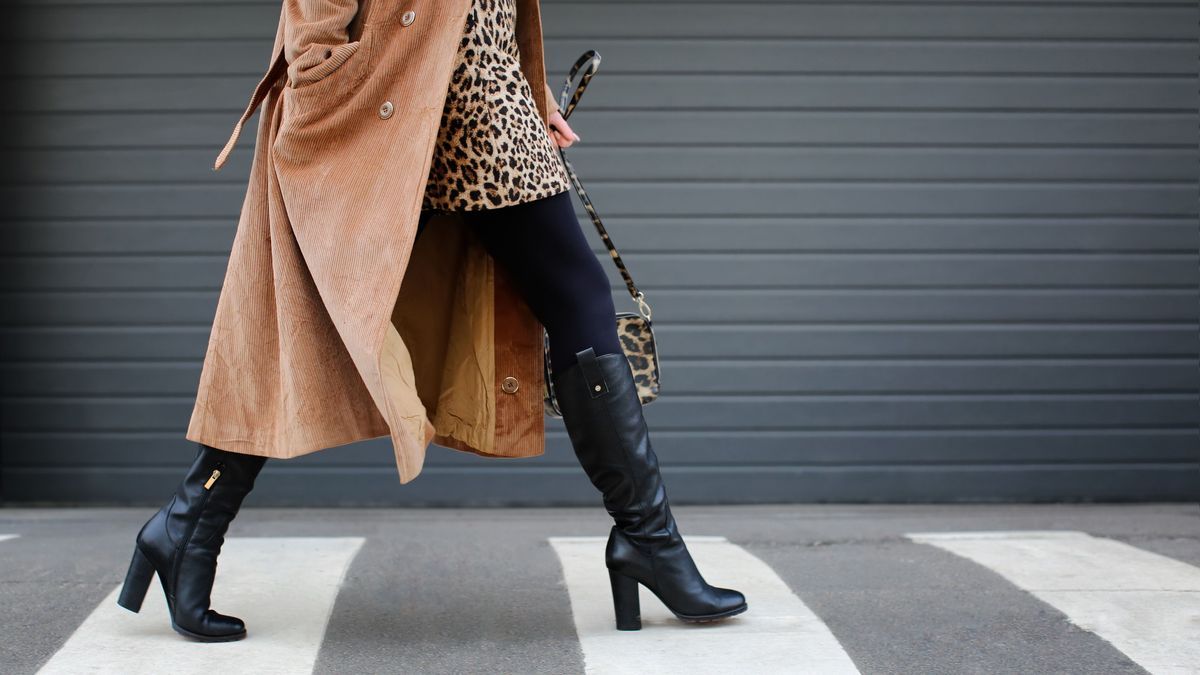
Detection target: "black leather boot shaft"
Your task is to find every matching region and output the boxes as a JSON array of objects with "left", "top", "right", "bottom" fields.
[
  {"left": 552, "top": 347, "right": 746, "bottom": 624},
  {"left": 553, "top": 350, "right": 671, "bottom": 540},
  {"left": 129, "top": 443, "right": 266, "bottom": 641}
]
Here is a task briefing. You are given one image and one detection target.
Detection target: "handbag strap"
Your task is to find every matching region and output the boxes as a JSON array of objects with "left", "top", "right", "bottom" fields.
[{"left": 555, "top": 51, "right": 652, "bottom": 322}]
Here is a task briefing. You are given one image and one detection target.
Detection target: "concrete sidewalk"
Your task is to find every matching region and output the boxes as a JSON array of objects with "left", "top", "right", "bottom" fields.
[{"left": 1, "top": 503, "right": 1197, "bottom": 674}]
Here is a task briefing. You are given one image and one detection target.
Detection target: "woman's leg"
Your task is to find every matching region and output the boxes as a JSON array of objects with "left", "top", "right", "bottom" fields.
[
  {"left": 456, "top": 190, "right": 623, "bottom": 374},
  {"left": 459, "top": 190, "right": 747, "bottom": 630}
]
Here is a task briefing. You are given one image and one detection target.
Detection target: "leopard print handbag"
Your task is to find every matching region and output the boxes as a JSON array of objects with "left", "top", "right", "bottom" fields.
[{"left": 543, "top": 50, "right": 661, "bottom": 418}]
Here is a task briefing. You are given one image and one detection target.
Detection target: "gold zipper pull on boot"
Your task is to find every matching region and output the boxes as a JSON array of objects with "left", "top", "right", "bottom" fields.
[{"left": 203, "top": 469, "right": 221, "bottom": 490}]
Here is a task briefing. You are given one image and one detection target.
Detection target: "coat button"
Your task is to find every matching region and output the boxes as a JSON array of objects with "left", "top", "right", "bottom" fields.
[
  {"left": 378, "top": 100, "right": 394, "bottom": 119},
  {"left": 501, "top": 376, "right": 519, "bottom": 394},
  {"left": 401, "top": 10, "right": 416, "bottom": 26}
]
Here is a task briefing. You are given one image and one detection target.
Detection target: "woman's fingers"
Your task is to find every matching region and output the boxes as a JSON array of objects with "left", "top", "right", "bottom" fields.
[
  {"left": 551, "top": 127, "right": 580, "bottom": 148},
  {"left": 550, "top": 128, "right": 573, "bottom": 148},
  {"left": 548, "top": 113, "right": 581, "bottom": 148}
]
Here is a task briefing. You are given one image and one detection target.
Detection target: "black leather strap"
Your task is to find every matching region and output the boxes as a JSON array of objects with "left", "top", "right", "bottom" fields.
[{"left": 574, "top": 347, "right": 610, "bottom": 398}]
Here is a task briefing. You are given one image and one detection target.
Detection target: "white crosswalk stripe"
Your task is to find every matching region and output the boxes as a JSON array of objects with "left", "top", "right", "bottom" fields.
[
  {"left": 549, "top": 535, "right": 861, "bottom": 675},
  {"left": 907, "top": 530, "right": 1200, "bottom": 675},
  {"left": 36, "top": 537, "right": 365, "bottom": 675},
  {"left": 0, "top": 534, "right": 18, "bottom": 543}
]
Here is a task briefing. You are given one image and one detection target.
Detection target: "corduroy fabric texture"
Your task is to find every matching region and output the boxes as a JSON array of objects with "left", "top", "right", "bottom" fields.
[{"left": 190, "top": 0, "right": 563, "bottom": 484}]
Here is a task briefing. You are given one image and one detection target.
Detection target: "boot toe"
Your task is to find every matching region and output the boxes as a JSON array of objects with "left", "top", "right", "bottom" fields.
[
  {"left": 175, "top": 610, "right": 247, "bottom": 642},
  {"left": 673, "top": 587, "right": 747, "bottom": 623},
  {"left": 714, "top": 587, "right": 747, "bottom": 613},
  {"left": 204, "top": 610, "right": 246, "bottom": 635}
]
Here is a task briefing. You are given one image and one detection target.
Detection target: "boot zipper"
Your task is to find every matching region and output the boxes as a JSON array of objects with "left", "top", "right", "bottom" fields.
[{"left": 169, "top": 461, "right": 225, "bottom": 614}]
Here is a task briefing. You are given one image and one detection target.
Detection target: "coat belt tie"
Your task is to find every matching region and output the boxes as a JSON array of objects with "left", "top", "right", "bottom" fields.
[{"left": 213, "top": 44, "right": 289, "bottom": 172}]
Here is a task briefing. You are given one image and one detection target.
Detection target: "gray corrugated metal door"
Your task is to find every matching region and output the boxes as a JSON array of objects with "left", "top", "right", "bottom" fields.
[{"left": 2, "top": 1, "right": 1197, "bottom": 505}]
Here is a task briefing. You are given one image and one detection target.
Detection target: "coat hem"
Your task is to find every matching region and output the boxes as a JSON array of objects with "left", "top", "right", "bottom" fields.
[
  {"left": 183, "top": 421, "right": 391, "bottom": 460},
  {"left": 433, "top": 433, "right": 545, "bottom": 459}
]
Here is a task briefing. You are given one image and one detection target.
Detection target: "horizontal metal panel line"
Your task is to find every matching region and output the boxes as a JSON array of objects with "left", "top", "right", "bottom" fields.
[
  {"left": 540, "top": 2, "right": 1200, "bottom": 7},
  {"left": 12, "top": 113, "right": 1191, "bottom": 123},
  {"left": 10, "top": 251, "right": 1198, "bottom": 259},
  {"left": 13, "top": 105, "right": 1197, "bottom": 115},
  {"left": 9, "top": 213, "right": 1198, "bottom": 222},
  {"left": 16, "top": 426, "right": 1192, "bottom": 433},
  {"left": 4, "top": 322, "right": 1197, "bottom": 331},
  {"left": 25, "top": 34, "right": 1200, "bottom": 45},
  {"left": 546, "top": 38, "right": 1198, "bottom": 45},
  {"left": 5, "top": 248, "right": 1189, "bottom": 256},
  {"left": 548, "top": 36, "right": 1200, "bottom": 45},
  {"left": 11, "top": 143, "right": 1197, "bottom": 153},
  {"left": 573, "top": 179, "right": 1200, "bottom": 185},
  {"left": 14, "top": 211, "right": 1191, "bottom": 219},
  {"left": 26, "top": 1, "right": 1199, "bottom": 6},
  {"left": 662, "top": 356, "right": 1200, "bottom": 363},
  {"left": 5, "top": 322, "right": 1197, "bottom": 330},
  {"left": 647, "top": 422, "right": 1200, "bottom": 432},
  {"left": 549, "top": 70, "right": 1200, "bottom": 79},
  {"left": 8, "top": 393, "right": 1194, "bottom": 403},
  {"left": 6, "top": 461, "right": 1195, "bottom": 475},
  {"left": 4, "top": 425, "right": 1195, "bottom": 437},
  {"left": 14, "top": 286, "right": 1195, "bottom": 294},
  {"left": 121, "top": 69, "right": 1200, "bottom": 77},
  {"left": 11, "top": 322, "right": 1191, "bottom": 329},
  {"left": 15, "top": 179, "right": 1199, "bottom": 187},
  {"left": 23, "top": 426, "right": 1191, "bottom": 434},
  {"left": 629, "top": 286, "right": 1200, "bottom": 292},
  {"left": 8, "top": 388, "right": 1194, "bottom": 398},
  {"left": 588, "top": 250, "right": 1196, "bottom": 255},
  {"left": 7, "top": 427, "right": 1196, "bottom": 438},
  {"left": 7, "top": 354, "right": 1198, "bottom": 363},
  {"left": 7, "top": 353, "right": 1200, "bottom": 362},
  {"left": 472, "top": 107, "right": 1200, "bottom": 114},
  {"left": 561, "top": 72, "right": 1200, "bottom": 81},
  {"left": 623, "top": 285, "right": 1200, "bottom": 291},
  {"left": 5, "top": 356, "right": 1197, "bottom": 366},
  {"left": 28, "top": 71, "right": 1199, "bottom": 79}
]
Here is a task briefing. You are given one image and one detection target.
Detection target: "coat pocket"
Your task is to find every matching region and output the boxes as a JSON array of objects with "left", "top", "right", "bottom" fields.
[{"left": 287, "top": 38, "right": 368, "bottom": 91}]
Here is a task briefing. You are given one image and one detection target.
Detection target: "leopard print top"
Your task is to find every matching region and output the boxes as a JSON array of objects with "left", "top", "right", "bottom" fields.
[{"left": 421, "top": 0, "right": 571, "bottom": 212}]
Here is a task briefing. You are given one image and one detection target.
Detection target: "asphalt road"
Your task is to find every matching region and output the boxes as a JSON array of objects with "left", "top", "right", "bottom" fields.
[{"left": 1, "top": 503, "right": 1197, "bottom": 674}]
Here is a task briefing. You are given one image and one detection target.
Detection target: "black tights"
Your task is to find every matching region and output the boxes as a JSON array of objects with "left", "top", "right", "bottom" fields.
[{"left": 416, "top": 189, "right": 624, "bottom": 373}]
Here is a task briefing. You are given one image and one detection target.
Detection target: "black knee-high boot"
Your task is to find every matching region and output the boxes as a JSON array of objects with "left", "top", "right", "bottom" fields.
[
  {"left": 117, "top": 443, "right": 267, "bottom": 641},
  {"left": 553, "top": 347, "right": 748, "bottom": 630}
]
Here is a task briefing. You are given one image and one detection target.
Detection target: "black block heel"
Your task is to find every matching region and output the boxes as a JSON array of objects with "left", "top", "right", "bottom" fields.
[
  {"left": 609, "top": 569, "right": 642, "bottom": 631},
  {"left": 117, "top": 547, "right": 154, "bottom": 613}
]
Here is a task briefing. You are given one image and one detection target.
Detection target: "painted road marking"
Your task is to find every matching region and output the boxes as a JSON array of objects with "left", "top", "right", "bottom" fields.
[
  {"left": 907, "top": 530, "right": 1200, "bottom": 675},
  {"left": 0, "top": 534, "right": 18, "bottom": 543},
  {"left": 37, "top": 537, "right": 365, "bottom": 675},
  {"left": 549, "top": 534, "right": 861, "bottom": 675}
]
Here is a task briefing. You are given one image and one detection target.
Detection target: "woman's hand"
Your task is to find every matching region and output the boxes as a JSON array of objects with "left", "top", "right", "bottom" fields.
[{"left": 548, "top": 110, "right": 581, "bottom": 148}]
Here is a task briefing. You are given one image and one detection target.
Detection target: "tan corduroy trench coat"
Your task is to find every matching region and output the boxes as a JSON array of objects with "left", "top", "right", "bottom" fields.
[{"left": 186, "top": 0, "right": 564, "bottom": 483}]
